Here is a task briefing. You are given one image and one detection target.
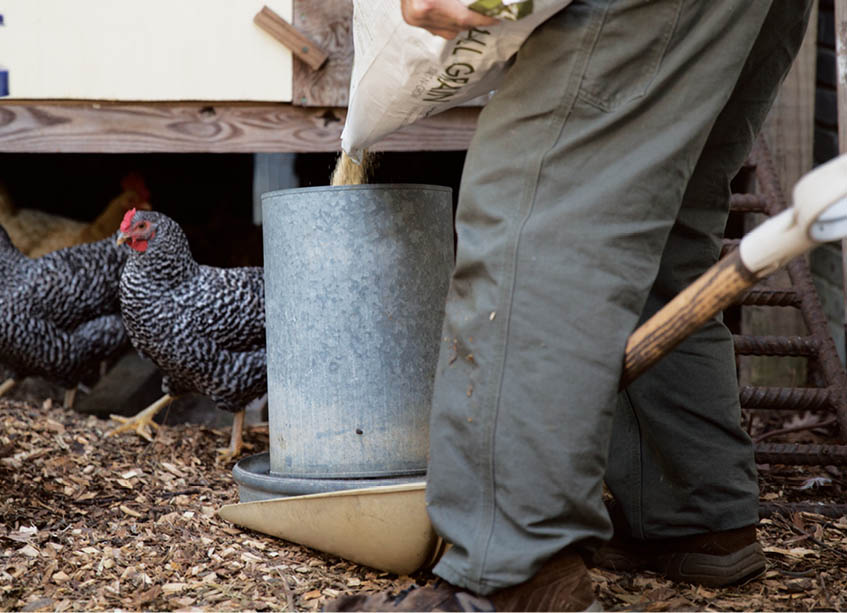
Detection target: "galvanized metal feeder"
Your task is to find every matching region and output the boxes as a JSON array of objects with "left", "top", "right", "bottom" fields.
[{"left": 222, "top": 184, "right": 454, "bottom": 574}]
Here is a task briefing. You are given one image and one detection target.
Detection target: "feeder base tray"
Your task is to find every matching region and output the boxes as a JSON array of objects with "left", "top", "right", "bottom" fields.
[
  {"left": 232, "top": 452, "right": 427, "bottom": 502},
  {"left": 225, "top": 453, "right": 444, "bottom": 575}
]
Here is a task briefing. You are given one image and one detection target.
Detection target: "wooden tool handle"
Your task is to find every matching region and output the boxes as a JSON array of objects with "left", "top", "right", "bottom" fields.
[
  {"left": 621, "top": 249, "right": 757, "bottom": 389},
  {"left": 254, "top": 5, "right": 329, "bottom": 72}
]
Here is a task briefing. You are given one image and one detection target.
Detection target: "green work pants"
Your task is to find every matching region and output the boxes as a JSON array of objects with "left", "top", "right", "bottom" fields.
[{"left": 426, "top": 0, "right": 812, "bottom": 595}]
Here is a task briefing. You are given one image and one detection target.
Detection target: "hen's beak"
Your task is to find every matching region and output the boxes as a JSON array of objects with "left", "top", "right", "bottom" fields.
[{"left": 116, "top": 234, "right": 129, "bottom": 246}]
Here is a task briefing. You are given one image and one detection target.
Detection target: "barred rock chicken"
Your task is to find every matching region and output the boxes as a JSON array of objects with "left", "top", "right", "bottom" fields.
[
  {"left": 0, "top": 173, "right": 152, "bottom": 257},
  {"left": 108, "top": 209, "right": 266, "bottom": 461},
  {"left": 0, "top": 224, "right": 129, "bottom": 407}
]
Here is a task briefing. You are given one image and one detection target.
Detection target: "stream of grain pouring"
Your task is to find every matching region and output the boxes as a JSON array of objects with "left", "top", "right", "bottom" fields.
[{"left": 331, "top": 151, "right": 372, "bottom": 186}]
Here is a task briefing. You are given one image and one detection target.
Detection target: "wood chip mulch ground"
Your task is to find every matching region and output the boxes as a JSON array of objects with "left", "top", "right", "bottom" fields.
[{"left": 2, "top": 398, "right": 846, "bottom": 612}]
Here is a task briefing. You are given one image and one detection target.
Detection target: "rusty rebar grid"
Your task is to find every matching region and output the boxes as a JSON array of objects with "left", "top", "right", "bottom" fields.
[
  {"left": 740, "top": 385, "right": 835, "bottom": 412},
  {"left": 755, "top": 442, "right": 847, "bottom": 465},
  {"left": 749, "top": 140, "right": 847, "bottom": 439},
  {"left": 720, "top": 139, "right": 847, "bottom": 522},
  {"left": 736, "top": 288, "right": 802, "bottom": 308},
  {"left": 733, "top": 334, "right": 820, "bottom": 357},
  {"left": 729, "top": 193, "right": 769, "bottom": 213}
]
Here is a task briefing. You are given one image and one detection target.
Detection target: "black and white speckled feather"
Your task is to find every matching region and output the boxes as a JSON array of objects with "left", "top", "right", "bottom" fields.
[
  {"left": 0, "top": 223, "right": 129, "bottom": 388},
  {"left": 118, "top": 211, "right": 266, "bottom": 412}
]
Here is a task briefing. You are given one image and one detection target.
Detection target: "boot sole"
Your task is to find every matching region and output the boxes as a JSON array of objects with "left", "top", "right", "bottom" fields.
[
  {"left": 591, "top": 541, "right": 766, "bottom": 587},
  {"left": 658, "top": 541, "right": 766, "bottom": 587}
]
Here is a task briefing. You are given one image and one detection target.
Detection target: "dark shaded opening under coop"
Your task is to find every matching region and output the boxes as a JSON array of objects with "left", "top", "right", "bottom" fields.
[
  {"left": 0, "top": 150, "right": 466, "bottom": 426},
  {"left": 0, "top": 150, "right": 466, "bottom": 268}
]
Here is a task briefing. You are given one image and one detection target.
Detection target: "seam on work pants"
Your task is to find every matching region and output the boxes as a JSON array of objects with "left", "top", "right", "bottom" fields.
[
  {"left": 577, "top": 0, "right": 683, "bottom": 111},
  {"left": 471, "top": 4, "right": 611, "bottom": 592},
  {"left": 430, "top": 3, "right": 611, "bottom": 595},
  {"left": 615, "top": 389, "right": 645, "bottom": 536}
]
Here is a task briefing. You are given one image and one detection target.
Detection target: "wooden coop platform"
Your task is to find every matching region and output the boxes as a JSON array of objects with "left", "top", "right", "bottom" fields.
[{"left": 0, "top": 1, "right": 479, "bottom": 153}]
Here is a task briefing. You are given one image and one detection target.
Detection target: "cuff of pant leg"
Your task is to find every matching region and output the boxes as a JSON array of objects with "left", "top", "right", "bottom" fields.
[{"left": 432, "top": 555, "right": 499, "bottom": 597}]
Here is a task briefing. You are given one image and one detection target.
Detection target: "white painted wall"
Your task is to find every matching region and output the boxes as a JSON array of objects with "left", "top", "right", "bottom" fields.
[{"left": 0, "top": 0, "right": 293, "bottom": 101}]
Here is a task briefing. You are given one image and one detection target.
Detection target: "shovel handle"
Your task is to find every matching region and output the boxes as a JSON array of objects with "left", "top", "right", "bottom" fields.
[{"left": 621, "top": 249, "right": 757, "bottom": 389}]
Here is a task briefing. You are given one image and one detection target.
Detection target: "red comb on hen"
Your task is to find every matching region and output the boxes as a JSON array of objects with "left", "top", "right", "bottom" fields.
[{"left": 121, "top": 208, "right": 137, "bottom": 234}]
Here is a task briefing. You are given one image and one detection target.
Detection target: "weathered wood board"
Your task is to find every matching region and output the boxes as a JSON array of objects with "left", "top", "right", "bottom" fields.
[
  {"left": 0, "top": 0, "right": 293, "bottom": 101},
  {"left": 0, "top": 102, "right": 479, "bottom": 152},
  {"left": 292, "top": 0, "right": 354, "bottom": 107}
]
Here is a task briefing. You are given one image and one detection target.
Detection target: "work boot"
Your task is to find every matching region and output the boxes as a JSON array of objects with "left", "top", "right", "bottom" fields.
[
  {"left": 324, "top": 546, "right": 599, "bottom": 612},
  {"left": 589, "top": 500, "right": 766, "bottom": 587}
]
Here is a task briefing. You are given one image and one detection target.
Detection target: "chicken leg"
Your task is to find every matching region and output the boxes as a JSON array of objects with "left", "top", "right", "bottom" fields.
[
  {"left": 0, "top": 378, "right": 15, "bottom": 398},
  {"left": 63, "top": 387, "right": 77, "bottom": 409},
  {"left": 106, "top": 393, "right": 174, "bottom": 441},
  {"left": 216, "top": 409, "right": 246, "bottom": 463}
]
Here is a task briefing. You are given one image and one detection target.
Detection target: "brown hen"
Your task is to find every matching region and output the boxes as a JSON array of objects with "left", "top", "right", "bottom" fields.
[{"left": 0, "top": 173, "right": 152, "bottom": 257}]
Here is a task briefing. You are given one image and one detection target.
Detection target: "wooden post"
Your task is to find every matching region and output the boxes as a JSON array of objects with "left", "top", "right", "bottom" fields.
[
  {"left": 837, "top": 0, "right": 847, "bottom": 360},
  {"left": 837, "top": 1, "right": 847, "bottom": 152},
  {"left": 742, "top": 5, "right": 819, "bottom": 388},
  {"left": 761, "top": 1, "right": 819, "bottom": 193}
]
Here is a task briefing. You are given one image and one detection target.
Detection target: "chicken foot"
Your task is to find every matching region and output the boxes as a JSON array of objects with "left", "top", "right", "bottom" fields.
[
  {"left": 63, "top": 387, "right": 77, "bottom": 409},
  {"left": 106, "top": 393, "right": 174, "bottom": 442},
  {"left": 216, "top": 409, "right": 245, "bottom": 463},
  {"left": 0, "top": 378, "right": 15, "bottom": 398}
]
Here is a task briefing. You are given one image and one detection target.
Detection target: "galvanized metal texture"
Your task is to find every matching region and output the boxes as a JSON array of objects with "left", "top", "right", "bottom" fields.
[{"left": 261, "top": 184, "right": 454, "bottom": 481}]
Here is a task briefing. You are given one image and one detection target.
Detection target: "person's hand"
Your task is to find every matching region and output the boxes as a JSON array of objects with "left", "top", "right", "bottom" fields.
[{"left": 401, "top": 0, "right": 498, "bottom": 39}]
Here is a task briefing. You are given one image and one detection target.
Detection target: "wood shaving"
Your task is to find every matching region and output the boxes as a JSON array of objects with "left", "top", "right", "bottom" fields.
[{"left": 1, "top": 397, "right": 846, "bottom": 611}]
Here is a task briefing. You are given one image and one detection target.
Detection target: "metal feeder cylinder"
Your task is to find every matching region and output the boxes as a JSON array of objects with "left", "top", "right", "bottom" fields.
[{"left": 261, "top": 184, "right": 454, "bottom": 480}]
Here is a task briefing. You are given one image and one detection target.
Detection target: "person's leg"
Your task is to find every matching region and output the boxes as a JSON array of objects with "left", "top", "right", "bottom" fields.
[
  {"left": 426, "top": 0, "right": 774, "bottom": 596},
  {"left": 605, "top": 0, "right": 814, "bottom": 539}
]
